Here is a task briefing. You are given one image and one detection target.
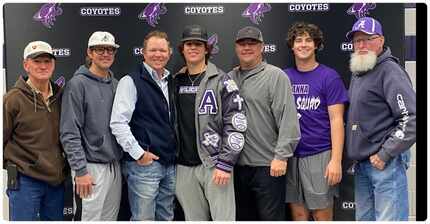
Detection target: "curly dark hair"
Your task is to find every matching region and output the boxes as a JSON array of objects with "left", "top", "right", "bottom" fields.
[{"left": 286, "top": 22, "right": 324, "bottom": 50}]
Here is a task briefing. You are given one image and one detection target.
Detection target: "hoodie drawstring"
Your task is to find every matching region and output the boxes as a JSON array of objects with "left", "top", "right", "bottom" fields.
[{"left": 32, "top": 91, "right": 37, "bottom": 112}]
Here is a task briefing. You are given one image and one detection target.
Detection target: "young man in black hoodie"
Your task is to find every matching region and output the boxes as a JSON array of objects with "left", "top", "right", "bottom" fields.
[
  {"left": 345, "top": 17, "right": 416, "bottom": 221},
  {"left": 60, "top": 31, "right": 122, "bottom": 221},
  {"left": 4, "top": 41, "right": 66, "bottom": 220}
]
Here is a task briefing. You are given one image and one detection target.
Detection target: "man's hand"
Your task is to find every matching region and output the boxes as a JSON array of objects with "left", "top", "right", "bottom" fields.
[
  {"left": 324, "top": 159, "right": 342, "bottom": 186},
  {"left": 270, "top": 159, "right": 287, "bottom": 177},
  {"left": 212, "top": 169, "right": 231, "bottom": 185},
  {"left": 137, "top": 151, "right": 159, "bottom": 166},
  {"left": 75, "top": 174, "right": 94, "bottom": 199},
  {"left": 369, "top": 154, "right": 386, "bottom": 170}
]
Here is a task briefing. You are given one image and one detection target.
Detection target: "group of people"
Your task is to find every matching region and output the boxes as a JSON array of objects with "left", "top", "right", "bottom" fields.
[{"left": 4, "top": 16, "right": 416, "bottom": 221}]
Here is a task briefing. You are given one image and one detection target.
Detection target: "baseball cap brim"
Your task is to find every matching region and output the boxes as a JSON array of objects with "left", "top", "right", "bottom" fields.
[
  {"left": 88, "top": 43, "right": 120, "bottom": 48},
  {"left": 181, "top": 37, "right": 207, "bottom": 43},
  {"left": 346, "top": 29, "right": 379, "bottom": 42},
  {"left": 235, "top": 37, "right": 263, "bottom": 43},
  {"left": 27, "top": 52, "right": 56, "bottom": 60}
]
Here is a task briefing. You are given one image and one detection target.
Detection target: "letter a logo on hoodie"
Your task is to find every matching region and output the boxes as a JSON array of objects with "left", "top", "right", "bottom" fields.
[{"left": 199, "top": 90, "right": 218, "bottom": 115}]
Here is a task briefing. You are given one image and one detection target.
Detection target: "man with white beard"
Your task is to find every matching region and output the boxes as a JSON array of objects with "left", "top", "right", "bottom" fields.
[{"left": 345, "top": 17, "right": 416, "bottom": 221}]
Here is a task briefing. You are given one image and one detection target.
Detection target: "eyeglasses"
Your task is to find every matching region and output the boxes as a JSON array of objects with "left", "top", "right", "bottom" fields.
[
  {"left": 91, "top": 47, "right": 117, "bottom": 55},
  {"left": 352, "top": 36, "right": 380, "bottom": 45}
]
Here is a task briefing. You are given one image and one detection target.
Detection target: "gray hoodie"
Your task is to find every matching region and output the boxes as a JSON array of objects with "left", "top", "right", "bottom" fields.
[
  {"left": 228, "top": 61, "right": 301, "bottom": 166},
  {"left": 346, "top": 47, "right": 416, "bottom": 162},
  {"left": 60, "top": 65, "right": 122, "bottom": 177}
]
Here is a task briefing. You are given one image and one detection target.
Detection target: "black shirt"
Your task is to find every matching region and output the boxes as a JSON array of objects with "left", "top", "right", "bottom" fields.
[{"left": 175, "top": 71, "right": 206, "bottom": 166}]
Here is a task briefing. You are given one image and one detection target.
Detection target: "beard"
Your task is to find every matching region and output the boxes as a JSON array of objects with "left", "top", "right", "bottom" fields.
[{"left": 349, "top": 51, "right": 377, "bottom": 74}]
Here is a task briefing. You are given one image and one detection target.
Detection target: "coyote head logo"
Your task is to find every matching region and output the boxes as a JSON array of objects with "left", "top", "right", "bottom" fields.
[
  {"left": 347, "top": 3, "right": 376, "bottom": 19},
  {"left": 33, "top": 3, "right": 63, "bottom": 28},
  {"left": 208, "top": 34, "right": 220, "bottom": 55},
  {"left": 242, "top": 3, "right": 272, "bottom": 25},
  {"left": 138, "top": 3, "right": 168, "bottom": 27}
]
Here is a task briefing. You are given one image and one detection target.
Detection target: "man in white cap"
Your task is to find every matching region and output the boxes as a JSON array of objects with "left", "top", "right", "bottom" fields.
[
  {"left": 345, "top": 17, "right": 416, "bottom": 221},
  {"left": 60, "top": 31, "right": 123, "bottom": 221},
  {"left": 4, "top": 41, "right": 67, "bottom": 220}
]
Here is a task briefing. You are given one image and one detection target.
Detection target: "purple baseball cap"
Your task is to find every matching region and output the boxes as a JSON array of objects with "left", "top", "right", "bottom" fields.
[{"left": 346, "top": 17, "right": 383, "bottom": 41}]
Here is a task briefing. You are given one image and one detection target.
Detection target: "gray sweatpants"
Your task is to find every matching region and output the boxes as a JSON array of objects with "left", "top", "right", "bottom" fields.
[
  {"left": 175, "top": 164, "right": 235, "bottom": 221},
  {"left": 72, "top": 161, "right": 122, "bottom": 221}
]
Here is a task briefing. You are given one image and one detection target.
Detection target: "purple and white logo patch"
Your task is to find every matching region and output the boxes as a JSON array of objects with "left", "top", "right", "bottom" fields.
[
  {"left": 138, "top": 3, "right": 167, "bottom": 27},
  {"left": 223, "top": 79, "right": 238, "bottom": 93},
  {"left": 242, "top": 3, "right": 271, "bottom": 25},
  {"left": 208, "top": 34, "right": 220, "bottom": 55},
  {"left": 198, "top": 90, "right": 218, "bottom": 115},
  {"left": 347, "top": 3, "right": 376, "bottom": 19},
  {"left": 55, "top": 76, "right": 65, "bottom": 87},
  {"left": 33, "top": 3, "right": 63, "bottom": 28},
  {"left": 228, "top": 133, "right": 245, "bottom": 151},
  {"left": 233, "top": 95, "right": 244, "bottom": 111},
  {"left": 232, "top": 113, "right": 247, "bottom": 132},
  {"left": 202, "top": 132, "right": 220, "bottom": 148}
]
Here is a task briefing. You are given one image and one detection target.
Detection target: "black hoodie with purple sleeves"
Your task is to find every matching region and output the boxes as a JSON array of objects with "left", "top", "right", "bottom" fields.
[{"left": 346, "top": 47, "right": 416, "bottom": 162}]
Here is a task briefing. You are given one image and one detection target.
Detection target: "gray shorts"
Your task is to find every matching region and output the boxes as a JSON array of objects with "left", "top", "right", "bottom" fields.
[{"left": 285, "top": 150, "right": 339, "bottom": 210}]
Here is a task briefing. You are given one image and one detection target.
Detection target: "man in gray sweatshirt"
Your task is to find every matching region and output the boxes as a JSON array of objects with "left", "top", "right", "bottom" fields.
[
  {"left": 228, "top": 26, "right": 301, "bottom": 221},
  {"left": 60, "top": 31, "right": 122, "bottom": 221},
  {"left": 345, "top": 17, "right": 416, "bottom": 221}
]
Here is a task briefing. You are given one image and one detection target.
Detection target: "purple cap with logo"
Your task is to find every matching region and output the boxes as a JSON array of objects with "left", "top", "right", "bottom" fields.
[{"left": 346, "top": 17, "right": 383, "bottom": 41}]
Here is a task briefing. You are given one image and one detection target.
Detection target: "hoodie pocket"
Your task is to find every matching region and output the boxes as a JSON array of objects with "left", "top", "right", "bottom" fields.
[
  {"left": 84, "top": 135, "right": 105, "bottom": 151},
  {"left": 348, "top": 124, "right": 381, "bottom": 158},
  {"left": 92, "top": 135, "right": 105, "bottom": 148},
  {"left": 31, "top": 150, "right": 65, "bottom": 179}
]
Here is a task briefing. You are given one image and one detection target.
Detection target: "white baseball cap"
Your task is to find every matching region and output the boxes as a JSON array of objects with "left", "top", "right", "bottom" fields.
[
  {"left": 23, "top": 41, "right": 55, "bottom": 59},
  {"left": 88, "top": 31, "right": 120, "bottom": 48}
]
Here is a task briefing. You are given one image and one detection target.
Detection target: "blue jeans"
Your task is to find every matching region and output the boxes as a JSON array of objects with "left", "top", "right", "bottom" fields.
[
  {"left": 355, "top": 151, "right": 410, "bottom": 221},
  {"left": 123, "top": 161, "right": 176, "bottom": 221},
  {"left": 7, "top": 174, "right": 64, "bottom": 221}
]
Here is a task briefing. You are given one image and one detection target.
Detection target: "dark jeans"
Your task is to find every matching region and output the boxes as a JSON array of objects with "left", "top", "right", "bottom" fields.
[
  {"left": 234, "top": 165, "right": 286, "bottom": 221},
  {"left": 7, "top": 174, "right": 64, "bottom": 221}
]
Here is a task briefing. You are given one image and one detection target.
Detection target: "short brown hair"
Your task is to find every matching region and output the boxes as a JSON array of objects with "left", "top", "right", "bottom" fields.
[
  {"left": 143, "top": 30, "right": 171, "bottom": 50},
  {"left": 286, "top": 22, "right": 324, "bottom": 50}
]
